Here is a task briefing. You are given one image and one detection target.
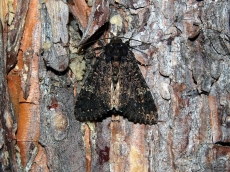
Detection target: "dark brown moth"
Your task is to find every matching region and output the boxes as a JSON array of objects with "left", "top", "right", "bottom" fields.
[{"left": 74, "top": 37, "right": 158, "bottom": 125}]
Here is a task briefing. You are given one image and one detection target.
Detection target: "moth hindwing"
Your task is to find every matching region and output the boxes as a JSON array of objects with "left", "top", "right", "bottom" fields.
[{"left": 74, "top": 37, "right": 158, "bottom": 125}]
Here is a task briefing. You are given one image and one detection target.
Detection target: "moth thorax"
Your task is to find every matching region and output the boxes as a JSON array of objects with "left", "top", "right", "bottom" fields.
[{"left": 112, "top": 61, "right": 120, "bottom": 67}]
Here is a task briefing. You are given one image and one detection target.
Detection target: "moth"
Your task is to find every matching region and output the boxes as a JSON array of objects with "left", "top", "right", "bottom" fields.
[{"left": 74, "top": 37, "right": 158, "bottom": 125}]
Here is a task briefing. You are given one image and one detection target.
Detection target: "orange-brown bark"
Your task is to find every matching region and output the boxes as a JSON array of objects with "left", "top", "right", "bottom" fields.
[
  {"left": 7, "top": 0, "right": 46, "bottom": 169},
  {"left": 69, "top": 0, "right": 91, "bottom": 30},
  {"left": 84, "top": 124, "right": 92, "bottom": 172},
  {"left": 208, "top": 96, "right": 221, "bottom": 142},
  {"left": 0, "top": 0, "right": 8, "bottom": 26}
]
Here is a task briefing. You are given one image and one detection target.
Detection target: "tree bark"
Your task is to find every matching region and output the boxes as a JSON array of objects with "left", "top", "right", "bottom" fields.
[{"left": 1, "top": 0, "right": 230, "bottom": 171}]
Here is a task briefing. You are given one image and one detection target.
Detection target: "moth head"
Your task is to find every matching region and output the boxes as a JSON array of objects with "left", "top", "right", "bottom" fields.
[{"left": 110, "top": 37, "right": 123, "bottom": 44}]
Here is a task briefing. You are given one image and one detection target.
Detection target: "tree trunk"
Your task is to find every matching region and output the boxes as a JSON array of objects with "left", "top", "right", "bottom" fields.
[{"left": 1, "top": 0, "right": 230, "bottom": 171}]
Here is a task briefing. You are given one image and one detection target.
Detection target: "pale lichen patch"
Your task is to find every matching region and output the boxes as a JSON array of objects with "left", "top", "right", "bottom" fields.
[
  {"left": 110, "top": 15, "right": 123, "bottom": 28},
  {"left": 69, "top": 56, "right": 86, "bottom": 81},
  {"left": 42, "top": 41, "right": 51, "bottom": 51}
]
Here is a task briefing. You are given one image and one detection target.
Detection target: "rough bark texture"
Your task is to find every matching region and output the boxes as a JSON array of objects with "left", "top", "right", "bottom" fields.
[{"left": 1, "top": 0, "right": 230, "bottom": 171}]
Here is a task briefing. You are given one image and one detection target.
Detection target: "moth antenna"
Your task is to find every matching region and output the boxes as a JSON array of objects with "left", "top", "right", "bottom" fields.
[{"left": 128, "top": 46, "right": 149, "bottom": 56}]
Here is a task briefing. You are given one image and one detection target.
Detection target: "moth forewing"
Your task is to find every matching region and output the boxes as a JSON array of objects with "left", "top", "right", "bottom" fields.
[{"left": 74, "top": 36, "right": 158, "bottom": 125}]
